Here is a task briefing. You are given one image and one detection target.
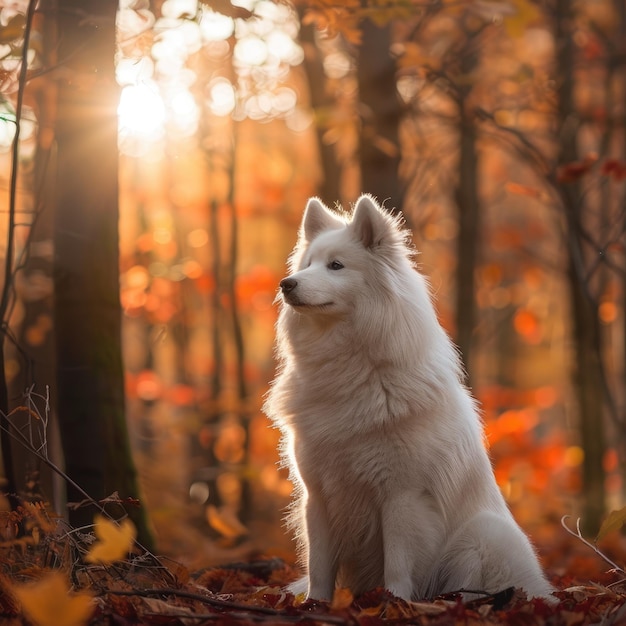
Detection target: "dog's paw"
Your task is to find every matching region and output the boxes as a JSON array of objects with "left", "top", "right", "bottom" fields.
[{"left": 287, "top": 575, "right": 308, "bottom": 598}]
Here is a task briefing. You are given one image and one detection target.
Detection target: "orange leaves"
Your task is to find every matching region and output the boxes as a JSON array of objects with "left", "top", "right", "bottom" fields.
[
  {"left": 11, "top": 572, "right": 94, "bottom": 626},
  {"left": 491, "top": 407, "right": 539, "bottom": 441},
  {"left": 84, "top": 515, "right": 136, "bottom": 565},
  {"left": 300, "top": 0, "right": 414, "bottom": 44},
  {"left": 505, "top": 181, "right": 543, "bottom": 199},
  {"left": 513, "top": 308, "right": 542, "bottom": 344},
  {"left": 300, "top": 0, "right": 363, "bottom": 45}
]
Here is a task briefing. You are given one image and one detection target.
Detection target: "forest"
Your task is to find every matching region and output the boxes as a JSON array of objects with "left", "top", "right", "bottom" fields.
[{"left": 0, "top": 0, "right": 626, "bottom": 624}]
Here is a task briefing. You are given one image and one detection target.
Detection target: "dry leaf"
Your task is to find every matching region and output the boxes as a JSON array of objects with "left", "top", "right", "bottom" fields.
[
  {"left": 85, "top": 515, "right": 136, "bottom": 564},
  {"left": 596, "top": 506, "right": 626, "bottom": 543},
  {"left": 206, "top": 505, "right": 248, "bottom": 539},
  {"left": 142, "top": 597, "right": 199, "bottom": 624},
  {"left": 12, "top": 571, "right": 94, "bottom": 626}
]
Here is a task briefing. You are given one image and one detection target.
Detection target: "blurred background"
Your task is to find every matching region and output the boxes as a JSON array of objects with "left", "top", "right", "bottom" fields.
[{"left": 0, "top": 0, "right": 625, "bottom": 573}]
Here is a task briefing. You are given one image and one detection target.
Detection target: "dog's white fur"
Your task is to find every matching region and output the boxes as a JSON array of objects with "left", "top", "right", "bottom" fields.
[{"left": 264, "top": 195, "right": 554, "bottom": 602}]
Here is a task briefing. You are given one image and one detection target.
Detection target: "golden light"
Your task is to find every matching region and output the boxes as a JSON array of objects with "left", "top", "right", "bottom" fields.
[
  {"left": 169, "top": 89, "right": 199, "bottom": 136},
  {"left": 266, "top": 30, "right": 303, "bottom": 65},
  {"left": 187, "top": 228, "right": 209, "bottom": 248},
  {"left": 116, "top": 0, "right": 305, "bottom": 149},
  {"left": 324, "top": 51, "right": 351, "bottom": 79},
  {"left": 116, "top": 57, "right": 154, "bottom": 86},
  {"left": 207, "top": 78, "right": 236, "bottom": 117},
  {"left": 118, "top": 83, "right": 166, "bottom": 141},
  {"left": 234, "top": 35, "right": 268, "bottom": 67},
  {"left": 161, "top": 0, "right": 197, "bottom": 19},
  {"left": 199, "top": 8, "right": 234, "bottom": 41}
]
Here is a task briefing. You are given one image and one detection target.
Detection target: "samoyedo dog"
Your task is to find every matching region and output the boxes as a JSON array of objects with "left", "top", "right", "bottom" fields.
[{"left": 264, "top": 194, "right": 554, "bottom": 602}]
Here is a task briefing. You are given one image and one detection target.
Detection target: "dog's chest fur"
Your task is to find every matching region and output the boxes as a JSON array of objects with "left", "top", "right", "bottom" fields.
[{"left": 296, "top": 421, "right": 422, "bottom": 498}]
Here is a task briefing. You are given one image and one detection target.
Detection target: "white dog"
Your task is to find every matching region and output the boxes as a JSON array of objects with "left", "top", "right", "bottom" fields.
[{"left": 264, "top": 195, "right": 554, "bottom": 602}]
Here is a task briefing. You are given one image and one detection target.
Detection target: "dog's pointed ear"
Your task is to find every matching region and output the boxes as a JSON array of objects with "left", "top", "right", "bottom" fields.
[
  {"left": 301, "top": 197, "right": 343, "bottom": 241},
  {"left": 350, "top": 195, "right": 391, "bottom": 249}
]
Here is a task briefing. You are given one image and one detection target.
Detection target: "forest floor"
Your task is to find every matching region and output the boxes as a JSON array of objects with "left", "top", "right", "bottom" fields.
[{"left": 1, "top": 502, "right": 626, "bottom": 625}]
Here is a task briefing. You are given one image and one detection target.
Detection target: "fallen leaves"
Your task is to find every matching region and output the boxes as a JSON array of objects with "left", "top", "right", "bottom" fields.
[
  {"left": 84, "top": 514, "right": 136, "bottom": 564},
  {"left": 11, "top": 572, "right": 94, "bottom": 626},
  {"left": 2, "top": 505, "right": 626, "bottom": 625},
  {"left": 3, "top": 557, "right": 626, "bottom": 626}
]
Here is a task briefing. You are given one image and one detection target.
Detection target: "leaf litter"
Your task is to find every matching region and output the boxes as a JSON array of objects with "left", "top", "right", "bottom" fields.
[{"left": 1, "top": 503, "right": 626, "bottom": 625}]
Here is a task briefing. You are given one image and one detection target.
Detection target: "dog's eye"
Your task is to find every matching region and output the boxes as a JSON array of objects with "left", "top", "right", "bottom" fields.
[{"left": 328, "top": 260, "right": 344, "bottom": 270}]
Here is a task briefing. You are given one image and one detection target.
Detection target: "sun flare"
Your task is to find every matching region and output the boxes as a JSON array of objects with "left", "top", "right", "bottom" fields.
[{"left": 118, "top": 83, "right": 166, "bottom": 140}]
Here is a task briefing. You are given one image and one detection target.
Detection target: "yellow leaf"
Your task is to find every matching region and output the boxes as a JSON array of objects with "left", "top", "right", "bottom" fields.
[
  {"left": 12, "top": 572, "right": 94, "bottom": 626},
  {"left": 85, "top": 515, "right": 136, "bottom": 564},
  {"left": 503, "top": 0, "right": 540, "bottom": 38},
  {"left": 206, "top": 504, "right": 248, "bottom": 539},
  {"left": 596, "top": 506, "right": 626, "bottom": 543}
]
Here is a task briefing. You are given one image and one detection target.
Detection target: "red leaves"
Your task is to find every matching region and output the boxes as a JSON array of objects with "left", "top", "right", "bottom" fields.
[
  {"left": 601, "top": 159, "right": 626, "bottom": 181},
  {"left": 556, "top": 154, "right": 598, "bottom": 183},
  {"left": 556, "top": 155, "right": 626, "bottom": 183}
]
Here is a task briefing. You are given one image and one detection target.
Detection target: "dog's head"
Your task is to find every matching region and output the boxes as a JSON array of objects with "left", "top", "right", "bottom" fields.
[{"left": 278, "top": 195, "right": 410, "bottom": 317}]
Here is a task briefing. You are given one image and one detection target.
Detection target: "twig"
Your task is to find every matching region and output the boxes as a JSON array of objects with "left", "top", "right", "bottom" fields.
[
  {"left": 0, "top": 410, "right": 171, "bottom": 581},
  {"left": 561, "top": 515, "right": 625, "bottom": 574},
  {"left": 141, "top": 610, "right": 315, "bottom": 623},
  {"left": 105, "top": 588, "right": 350, "bottom": 624},
  {"left": 0, "top": 0, "right": 37, "bottom": 320}
]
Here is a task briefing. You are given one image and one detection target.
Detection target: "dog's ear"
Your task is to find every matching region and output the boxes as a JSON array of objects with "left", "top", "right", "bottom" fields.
[
  {"left": 350, "top": 195, "right": 392, "bottom": 249},
  {"left": 301, "top": 197, "right": 343, "bottom": 241}
]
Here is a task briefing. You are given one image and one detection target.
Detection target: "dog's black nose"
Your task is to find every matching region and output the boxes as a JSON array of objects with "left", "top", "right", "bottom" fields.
[{"left": 280, "top": 277, "right": 297, "bottom": 294}]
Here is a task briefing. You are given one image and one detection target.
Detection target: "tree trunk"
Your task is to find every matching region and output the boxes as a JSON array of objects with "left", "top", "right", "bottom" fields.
[
  {"left": 454, "top": 105, "right": 480, "bottom": 382},
  {"left": 613, "top": 0, "right": 626, "bottom": 504},
  {"left": 357, "top": 19, "right": 403, "bottom": 209},
  {"left": 569, "top": 261, "right": 606, "bottom": 533},
  {"left": 54, "top": 0, "right": 152, "bottom": 546},
  {"left": 0, "top": 0, "right": 39, "bottom": 512},
  {"left": 298, "top": 18, "right": 341, "bottom": 205},
  {"left": 554, "top": 0, "right": 606, "bottom": 533}
]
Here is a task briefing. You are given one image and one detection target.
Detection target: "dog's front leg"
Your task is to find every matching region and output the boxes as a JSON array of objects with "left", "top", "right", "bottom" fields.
[
  {"left": 305, "top": 491, "right": 336, "bottom": 600},
  {"left": 382, "top": 492, "right": 441, "bottom": 601}
]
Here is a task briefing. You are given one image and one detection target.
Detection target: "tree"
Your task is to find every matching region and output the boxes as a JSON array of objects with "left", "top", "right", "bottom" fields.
[
  {"left": 551, "top": 0, "right": 606, "bottom": 534},
  {"left": 0, "top": 0, "right": 39, "bottom": 513},
  {"left": 451, "top": 23, "right": 483, "bottom": 383},
  {"left": 53, "top": 0, "right": 152, "bottom": 544},
  {"left": 299, "top": 16, "right": 341, "bottom": 206},
  {"left": 357, "top": 19, "right": 403, "bottom": 208},
  {"left": 479, "top": 0, "right": 625, "bottom": 528}
]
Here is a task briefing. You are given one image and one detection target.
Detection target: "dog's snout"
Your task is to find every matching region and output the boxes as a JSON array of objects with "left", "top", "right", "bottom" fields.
[{"left": 280, "top": 277, "right": 297, "bottom": 294}]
